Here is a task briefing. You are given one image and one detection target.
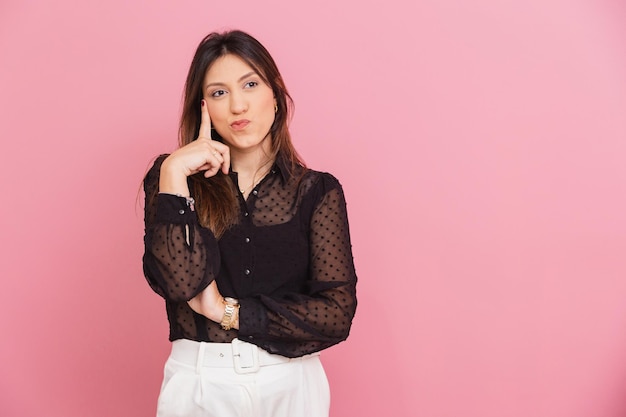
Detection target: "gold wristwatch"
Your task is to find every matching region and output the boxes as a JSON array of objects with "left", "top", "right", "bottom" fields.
[{"left": 220, "top": 297, "right": 240, "bottom": 330}]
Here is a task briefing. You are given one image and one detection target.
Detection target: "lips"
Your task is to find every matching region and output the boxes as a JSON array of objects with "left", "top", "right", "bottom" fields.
[{"left": 230, "top": 120, "right": 250, "bottom": 131}]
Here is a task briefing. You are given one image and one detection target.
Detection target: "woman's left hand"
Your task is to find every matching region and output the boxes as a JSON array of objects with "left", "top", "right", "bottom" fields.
[{"left": 187, "top": 281, "right": 223, "bottom": 322}]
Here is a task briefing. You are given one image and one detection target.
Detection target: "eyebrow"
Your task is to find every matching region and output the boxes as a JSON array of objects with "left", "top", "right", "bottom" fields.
[{"left": 205, "top": 71, "right": 257, "bottom": 90}]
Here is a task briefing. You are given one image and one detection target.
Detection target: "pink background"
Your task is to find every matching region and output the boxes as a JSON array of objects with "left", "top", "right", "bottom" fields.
[{"left": 1, "top": 1, "right": 625, "bottom": 416}]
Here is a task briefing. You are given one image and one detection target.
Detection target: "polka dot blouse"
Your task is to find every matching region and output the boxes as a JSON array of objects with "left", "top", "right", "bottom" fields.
[{"left": 143, "top": 155, "right": 357, "bottom": 358}]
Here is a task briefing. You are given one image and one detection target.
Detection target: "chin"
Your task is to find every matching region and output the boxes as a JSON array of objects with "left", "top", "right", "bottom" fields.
[{"left": 229, "top": 133, "right": 270, "bottom": 149}]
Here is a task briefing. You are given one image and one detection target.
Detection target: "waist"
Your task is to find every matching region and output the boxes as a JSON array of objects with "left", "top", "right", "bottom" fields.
[{"left": 170, "top": 338, "right": 320, "bottom": 374}]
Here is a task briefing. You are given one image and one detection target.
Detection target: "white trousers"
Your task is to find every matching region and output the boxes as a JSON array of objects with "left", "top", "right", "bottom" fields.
[{"left": 156, "top": 339, "right": 330, "bottom": 417}]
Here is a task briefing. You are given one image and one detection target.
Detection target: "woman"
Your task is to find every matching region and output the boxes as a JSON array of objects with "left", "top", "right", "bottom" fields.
[{"left": 143, "top": 30, "right": 357, "bottom": 417}]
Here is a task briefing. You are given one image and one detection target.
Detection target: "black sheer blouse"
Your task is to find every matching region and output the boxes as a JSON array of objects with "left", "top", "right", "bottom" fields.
[{"left": 143, "top": 155, "right": 357, "bottom": 358}]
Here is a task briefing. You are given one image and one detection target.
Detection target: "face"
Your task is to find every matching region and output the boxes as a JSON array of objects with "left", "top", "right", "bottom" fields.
[{"left": 203, "top": 54, "right": 276, "bottom": 154}]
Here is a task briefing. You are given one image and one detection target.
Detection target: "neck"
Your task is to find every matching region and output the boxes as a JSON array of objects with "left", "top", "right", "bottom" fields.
[
  {"left": 230, "top": 141, "right": 275, "bottom": 199},
  {"left": 230, "top": 136, "right": 274, "bottom": 178},
  {"left": 231, "top": 151, "right": 273, "bottom": 178}
]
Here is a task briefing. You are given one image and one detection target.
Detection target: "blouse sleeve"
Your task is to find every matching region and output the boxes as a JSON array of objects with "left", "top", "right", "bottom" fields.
[
  {"left": 237, "top": 173, "right": 358, "bottom": 357},
  {"left": 142, "top": 155, "right": 221, "bottom": 302}
]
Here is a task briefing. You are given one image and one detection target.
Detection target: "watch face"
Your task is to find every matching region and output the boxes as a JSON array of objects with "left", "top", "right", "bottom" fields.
[{"left": 224, "top": 297, "right": 239, "bottom": 305}]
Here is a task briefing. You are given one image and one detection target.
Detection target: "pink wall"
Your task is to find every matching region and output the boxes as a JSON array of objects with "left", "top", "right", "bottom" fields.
[{"left": 1, "top": 1, "right": 625, "bottom": 416}]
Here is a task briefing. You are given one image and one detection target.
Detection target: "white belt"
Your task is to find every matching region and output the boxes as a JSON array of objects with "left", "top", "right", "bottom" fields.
[{"left": 170, "top": 338, "right": 319, "bottom": 375}]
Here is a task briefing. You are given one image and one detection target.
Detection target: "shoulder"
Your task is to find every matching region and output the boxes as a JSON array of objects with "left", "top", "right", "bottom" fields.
[
  {"left": 303, "top": 168, "right": 343, "bottom": 191},
  {"left": 275, "top": 154, "right": 341, "bottom": 189},
  {"left": 298, "top": 169, "right": 346, "bottom": 207}
]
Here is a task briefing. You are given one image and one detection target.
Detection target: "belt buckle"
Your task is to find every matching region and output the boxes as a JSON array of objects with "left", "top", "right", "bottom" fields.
[{"left": 232, "top": 338, "right": 260, "bottom": 374}]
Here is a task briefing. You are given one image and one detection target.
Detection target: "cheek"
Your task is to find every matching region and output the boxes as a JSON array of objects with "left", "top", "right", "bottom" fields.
[
  {"left": 207, "top": 104, "right": 227, "bottom": 125},
  {"left": 206, "top": 105, "right": 230, "bottom": 140},
  {"left": 260, "top": 95, "right": 276, "bottom": 119}
]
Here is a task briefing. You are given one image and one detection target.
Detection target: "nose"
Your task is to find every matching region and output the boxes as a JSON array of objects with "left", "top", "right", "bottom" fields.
[{"left": 229, "top": 90, "right": 248, "bottom": 114}]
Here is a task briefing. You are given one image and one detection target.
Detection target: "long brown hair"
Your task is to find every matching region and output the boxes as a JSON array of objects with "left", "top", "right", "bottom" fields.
[{"left": 180, "top": 30, "right": 305, "bottom": 237}]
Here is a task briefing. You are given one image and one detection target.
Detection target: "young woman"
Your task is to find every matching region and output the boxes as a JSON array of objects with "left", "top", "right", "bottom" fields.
[{"left": 143, "top": 30, "right": 357, "bottom": 417}]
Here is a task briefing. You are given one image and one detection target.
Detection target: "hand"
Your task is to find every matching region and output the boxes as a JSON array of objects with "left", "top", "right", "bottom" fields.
[
  {"left": 187, "top": 280, "right": 224, "bottom": 322},
  {"left": 159, "top": 100, "right": 231, "bottom": 194}
]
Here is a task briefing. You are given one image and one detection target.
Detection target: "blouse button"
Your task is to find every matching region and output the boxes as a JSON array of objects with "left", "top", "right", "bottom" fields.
[
  {"left": 178, "top": 209, "right": 185, "bottom": 215},
  {"left": 252, "top": 190, "right": 258, "bottom": 196},
  {"left": 244, "top": 269, "right": 251, "bottom": 275},
  {"left": 245, "top": 237, "right": 250, "bottom": 243},
  {"left": 244, "top": 212, "right": 249, "bottom": 217}
]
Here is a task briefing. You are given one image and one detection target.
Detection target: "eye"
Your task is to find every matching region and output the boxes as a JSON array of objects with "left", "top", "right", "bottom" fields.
[
  {"left": 211, "top": 89, "right": 227, "bottom": 98},
  {"left": 244, "top": 81, "right": 258, "bottom": 89}
]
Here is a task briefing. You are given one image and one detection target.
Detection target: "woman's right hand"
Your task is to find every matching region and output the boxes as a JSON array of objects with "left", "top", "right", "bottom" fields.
[{"left": 159, "top": 100, "right": 231, "bottom": 195}]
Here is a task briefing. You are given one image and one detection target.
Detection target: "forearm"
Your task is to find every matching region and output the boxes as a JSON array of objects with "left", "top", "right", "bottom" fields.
[
  {"left": 238, "top": 282, "right": 356, "bottom": 342},
  {"left": 143, "top": 155, "right": 222, "bottom": 301},
  {"left": 144, "top": 194, "right": 220, "bottom": 301},
  {"left": 187, "top": 282, "right": 240, "bottom": 330},
  {"left": 159, "top": 157, "right": 192, "bottom": 196}
]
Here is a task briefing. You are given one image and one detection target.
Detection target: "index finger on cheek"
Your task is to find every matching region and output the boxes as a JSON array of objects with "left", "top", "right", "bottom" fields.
[{"left": 198, "top": 99, "right": 212, "bottom": 140}]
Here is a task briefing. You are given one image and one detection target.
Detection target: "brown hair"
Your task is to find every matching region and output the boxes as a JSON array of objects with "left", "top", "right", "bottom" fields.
[{"left": 180, "top": 30, "right": 304, "bottom": 237}]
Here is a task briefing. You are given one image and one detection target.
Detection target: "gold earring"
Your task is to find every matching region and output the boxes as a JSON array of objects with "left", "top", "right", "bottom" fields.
[{"left": 274, "top": 103, "right": 278, "bottom": 113}]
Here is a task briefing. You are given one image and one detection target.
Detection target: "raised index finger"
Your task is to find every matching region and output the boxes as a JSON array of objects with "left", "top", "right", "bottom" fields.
[{"left": 198, "top": 99, "right": 212, "bottom": 140}]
